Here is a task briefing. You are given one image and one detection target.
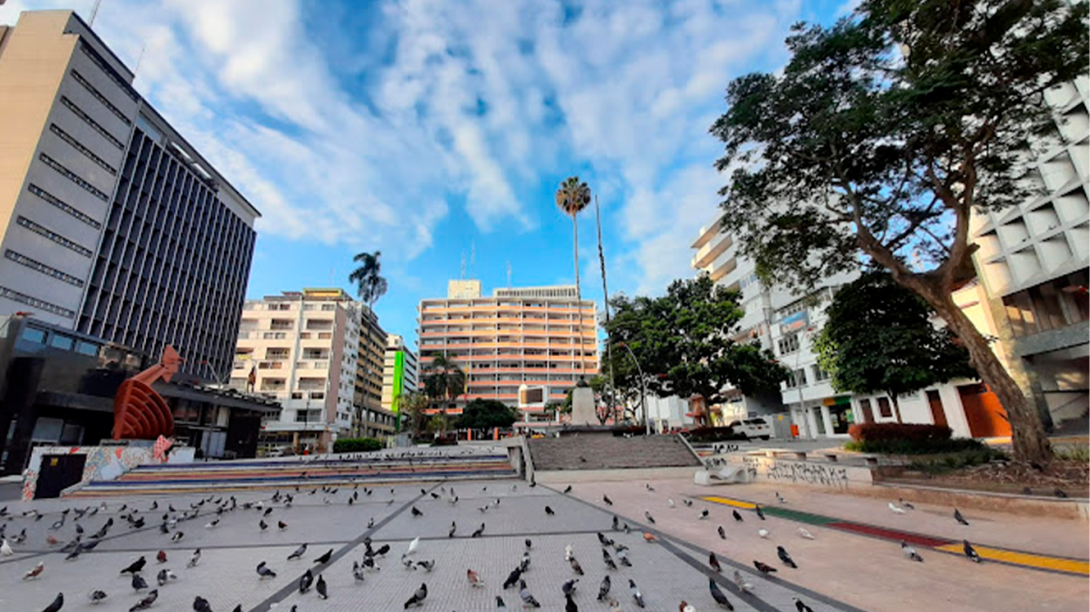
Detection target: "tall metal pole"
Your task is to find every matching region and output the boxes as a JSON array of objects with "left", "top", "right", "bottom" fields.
[
  {"left": 619, "top": 343, "right": 651, "bottom": 436},
  {"left": 594, "top": 195, "right": 618, "bottom": 423}
]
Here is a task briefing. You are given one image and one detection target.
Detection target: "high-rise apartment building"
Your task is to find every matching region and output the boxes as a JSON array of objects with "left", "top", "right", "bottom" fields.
[
  {"left": 417, "top": 280, "right": 598, "bottom": 419},
  {"left": 354, "top": 307, "right": 395, "bottom": 438},
  {"left": 232, "top": 289, "right": 359, "bottom": 452},
  {"left": 382, "top": 333, "right": 418, "bottom": 419},
  {"left": 0, "top": 11, "right": 258, "bottom": 380}
]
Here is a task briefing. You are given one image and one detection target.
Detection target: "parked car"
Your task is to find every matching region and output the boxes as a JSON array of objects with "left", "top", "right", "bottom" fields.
[{"left": 729, "top": 418, "right": 771, "bottom": 440}]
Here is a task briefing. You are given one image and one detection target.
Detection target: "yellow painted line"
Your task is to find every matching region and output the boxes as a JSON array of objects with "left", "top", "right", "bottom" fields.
[
  {"left": 700, "top": 496, "right": 756, "bottom": 510},
  {"left": 935, "top": 543, "right": 1090, "bottom": 575}
]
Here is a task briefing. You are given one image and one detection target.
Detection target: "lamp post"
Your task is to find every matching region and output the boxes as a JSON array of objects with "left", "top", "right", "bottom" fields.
[{"left": 616, "top": 342, "right": 651, "bottom": 436}]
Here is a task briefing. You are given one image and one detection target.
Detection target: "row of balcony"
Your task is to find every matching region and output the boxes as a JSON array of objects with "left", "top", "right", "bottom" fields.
[
  {"left": 419, "top": 329, "right": 595, "bottom": 338},
  {"left": 419, "top": 353, "right": 598, "bottom": 362}
]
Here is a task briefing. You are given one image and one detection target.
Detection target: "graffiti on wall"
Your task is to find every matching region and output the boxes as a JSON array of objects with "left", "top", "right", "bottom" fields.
[{"left": 741, "top": 456, "right": 850, "bottom": 488}]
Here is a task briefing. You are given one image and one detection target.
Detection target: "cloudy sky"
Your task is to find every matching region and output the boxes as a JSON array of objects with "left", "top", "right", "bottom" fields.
[{"left": 4, "top": 0, "right": 851, "bottom": 340}]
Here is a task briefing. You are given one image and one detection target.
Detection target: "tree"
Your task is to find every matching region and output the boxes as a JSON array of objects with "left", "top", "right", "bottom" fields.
[
  {"left": 349, "top": 250, "right": 388, "bottom": 312},
  {"left": 814, "top": 271, "right": 979, "bottom": 422},
  {"left": 593, "top": 194, "right": 618, "bottom": 421},
  {"left": 710, "top": 0, "right": 1087, "bottom": 463},
  {"left": 605, "top": 275, "right": 789, "bottom": 406},
  {"left": 555, "top": 176, "right": 592, "bottom": 375},
  {"left": 458, "top": 399, "right": 519, "bottom": 430},
  {"left": 422, "top": 353, "right": 466, "bottom": 409},
  {"left": 400, "top": 391, "right": 430, "bottom": 437}
]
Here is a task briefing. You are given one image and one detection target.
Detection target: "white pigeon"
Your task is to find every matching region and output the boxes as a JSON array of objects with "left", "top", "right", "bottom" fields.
[
  {"left": 667, "top": 499, "right": 675, "bottom": 508},
  {"left": 564, "top": 544, "right": 574, "bottom": 561},
  {"left": 757, "top": 528, "right": 770, "bottom": 539},
  {"left": 405, "top": 537, "right": 420, "bottom": 556},
  {"left": 888, "top": 502, "right": 907, "bottom": 514},
  {"left": 1, "top": 538, "right": 13, "bottom": 556},
  {"left": 797, "top": 527, "right": 816, "bottom": 540},
  {"left": 732, "top": 569, "right": 753, "bottom": 593},
  {"left": 682, "top": 602, "right": 697, "bottom": 612}
]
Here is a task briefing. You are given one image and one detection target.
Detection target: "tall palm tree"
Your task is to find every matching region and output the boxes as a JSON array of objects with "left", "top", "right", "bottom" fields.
[
  {"left": 423, "top": 353, "right": 466, "bottom": 409},
  {"left": 594, "top": 194, "right": 617, "bottom": 422},
  {"left": 556, "top": 176, "right": 591, "bottom": 376},
  {"left": 400, "top": 391, "right": 430, "bottom": 437},
  {"left": 348, "top": 250, "right": 388, "bottom": 312}
]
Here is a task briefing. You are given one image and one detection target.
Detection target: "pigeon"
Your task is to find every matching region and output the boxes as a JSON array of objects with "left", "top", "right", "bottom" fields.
[
  {"left": 472, "top": 523, "right": 485, "bottom": 538},
  {"left": 416, "top": 559, "right": 436, "bottom": 572},
  {"left": 776, "top": 492, "right": 787, "bottom": 504},
  {"left": 699, "top": 508, "right": 711, "bottom": 520},
  {"left": 570, "top": 555, "right": 584, "bottom": 575},
  {"left": 411, "top": 506, "right": 423, "bottom": 518},
  {"left": 1, "top": 538, "right": 13, "bottom": 556},
  {"left": 562, "top": 578, "right": 579, "bottom": 596},
  {"left": 709, "top": 578, "right": 734, "bottom": 609},
  {"left": 794, "top": 597, "right": 815, "bottom": 612},
  {"left": 901, "top": 541, "right": 924, "bottom": 562},
  {"left": 467, "top": 568, "right": 484, "bottom": 587},
  {"left": 718, "top": 526, "right": 726, "bottom": 540},
  {"left": 314, "top": 548, "right": 333, "bottom": 564},
  {"left": 205, "top": 519, "right": 219, "bottom": 529},
  {"left": 256, "top": 561, "right": 276, "bottom": 578},
  {"left": 193, "top": 596, "right": 212, "bottom": 612},
  {"left": 496, "top": 595, "right": 507, "bottom": 607},
  {"left": 288, "top": 544, "right": 308, "bottom": 560},
  {"left": 259, "top": 520, "right": 268, "bottom": 531},
  {"left": 629, "top": 578, "right": 645, "bottom": 608},
  {"left": 565, "top": 544, "right": 574, "bottom": 561},
  {"left": 404, "top": 582, "right": 427, "bottom": 608},
  {"left": 171, "top": 531, "right": 185, "bottom": 542},
  {"left": 449, "top": 522, "right": 457, "bottom": 538},
  {"left": 888, "top": 502, "right": 906, "bottom": 514},
  {"left": 525, "top": 538, "right": 533, "bottom": 550},
  {"left": 156, "top": 568, "right": 177, "bottom": 586},
  {"left": 732, "top": 510, "right": 743, "bottom": 522},
  {"left": 316, "top": 574, "right": 328, "bottom": 599},
  {"left": 643, "top": 532, "right": 658, "bottom": 543},
  {"left": 668, "top": 498, "right": 676, "bottom": 508},
  {"left": 89, "top": 590, "right": 108, "bottom": 604},
  {"left": 603, "top": 495, "right": 613, "bottom": 506},
  {"left": 732, "top": 570, "right": 752, "bottom": 594},
  {"left": 603, "top": 548, "right": 618, "bottom": 570},
  {"left": 612, "top": 516, "right": 620, "bottom": 531},
  {"left": 187, "top": 549, "right": 201, "bottom": 568},
  {"left": 899, "top": 498, "right": 915, "bottom": 510},
  {"left": 564, "top": 485, "right": 573, "bottom": 494},
  {"left": 777, "top": 546, "right": 797, "bottom": 568},
  {"left": 954, "top": 509, "right": 970, "bottom": 526},
  {"left": 278, "top": 521, "right": 288, "bottom": 530},
  {"left": 545, "top": 506, "right": 555, "bottom": 516},
  {"left": 565, "top": 592, "right": 579, "bottom": 612},
  {"left": 598, "top": 575, "right": 612, "bottom": 601},
  {"left": 797, "top": 527, "right": 815, "bottom": 540},
  {"left": 645, "top": 511, "right": 656, "bottom": 524},
  {"left": 129, "top": 589, "right": 158, "bottom": 611},
  {"left": 646, "top": 483, "right": 655, "bottom": 491},
  {"left": 753, "top": 560, "right": 777, "bottom": 574},
  {"left": 352, "top": 561, "right": 366, "bottom": 582},
  {"left": 683, "top": 499, "right": 694, "bottom": 507},
  {"left": 520, "top": 551, "right": 531, "bottom": 572},
  {"left": 42, "top": 593, "right": 64, "bottom": 612},
  {"left": 132, "top": 573, "right": 149, "bottom": 591},
  {"left": 157, "top": 550, "right": 168, "bottom": 564},
  {"left": 121, "top": 557, "right": 147, "bottom": 575},
  {"left": 597, "top": 532, "right": 614, "bottom": 547},
  {"left": 709, "top": 551, "right": 722, "bottom": 572},
  {"left": 24, "top": 561, "right": 45, "bottom": 580},
  {"left": 406, "top": 537, "right": 420, "bottom": 556},
  {"left": 519, "top": 579, "right": 541, "bottom": 608},
  {"left": 299, "top": 569, "right": 314, "bottom": 593},
  {"left": 617, "top": 547, "right": 632, "bottom": 567},
  {"left": 757, "top": 529, "right": 770, "bottom": 539},
  {"left": 503, "top": 566, "right": 522, "bottom": 589},
  {"left": 754, "top": 505, "right": 765, "bottom": 520},
  {"left": 963, "top": 540, "right": 982, "bottom": 563}
]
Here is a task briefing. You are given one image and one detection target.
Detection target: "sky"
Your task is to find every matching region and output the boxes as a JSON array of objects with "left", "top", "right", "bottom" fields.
[{"left": 3, "top": 0, "right": 853, "bottom": 342}]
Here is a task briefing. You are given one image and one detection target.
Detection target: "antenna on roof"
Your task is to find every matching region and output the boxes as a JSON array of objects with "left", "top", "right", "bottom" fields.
[
  {"left": 133, "top": 42, "right": 147, "bottom": 82},
  {"left": 470, "top": 241, "right": 476, "bottom": 278},
  {"left": 89, "top": 0, "right": 104, "bottom": 26},
  {"left": 507, "top": 261, "right": 512, "bottom": 289},
  {"left": 460, "top": 252, "right": 466, "bottom": 280}
]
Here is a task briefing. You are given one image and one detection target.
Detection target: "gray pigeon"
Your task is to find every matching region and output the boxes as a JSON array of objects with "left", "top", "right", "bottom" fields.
[
  {"left": 598, "top": 575, "right": 612, "bottom": 600},
  {"left": 562, "top": 578, "right": 578, "bottom": 596},
  {"left": 192, "top": 596, "right": 212, "bottom": 612},
  {"left": 129, "top": 589, "right": 158, "bottom": 612},
  {"left": 42, "top": 593, "right": 64, "bottom": 612},
  {"left": 256, "top": 561, "right": 277, "bottom": 578},
  {"left": 316, "top": 574, "right": 328, "bottom": 599},
  {"left": 404, "top": 582, "right": 427, "bottom": 608},
  {"left": 710, "top": 578, "right": 734, "bottom": 609},
  {"left": 629, "top": 578, "right": 645, "bottom": 608},
  {"left": 518, "top": 579, "right": 541, "bottom": 608},
  {"left": 954, "top": 509, "right": 970, "bottom": 526},
  {"left": 132, "top": 573, "right": 148, "bottom": 591}
]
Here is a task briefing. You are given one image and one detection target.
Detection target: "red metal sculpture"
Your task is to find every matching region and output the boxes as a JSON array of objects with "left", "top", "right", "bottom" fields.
[{"left": 112, "top": 346, "right": 183, "bottom": 440}]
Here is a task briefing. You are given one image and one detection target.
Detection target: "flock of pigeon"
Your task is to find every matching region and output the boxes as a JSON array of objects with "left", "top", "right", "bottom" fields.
[{"left": 0, "top": 475, "right": 993, "bottom": 612}]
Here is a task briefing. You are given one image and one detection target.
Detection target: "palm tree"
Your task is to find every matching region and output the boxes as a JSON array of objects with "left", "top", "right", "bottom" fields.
[
  {"left": 594, "top": 194, "right": 617, "bottom": 422},
  {"left": 348, "top": 250, "right": 388, "bottom": 312},
  {"left": 400, "top": 391, "right": 430, "bottom": 438},
  {"left": 423, "top": 353, "right": 466, "bottom": 410},
  {"left": 555, "top": 176, "right": 591, "bottom": 376}
]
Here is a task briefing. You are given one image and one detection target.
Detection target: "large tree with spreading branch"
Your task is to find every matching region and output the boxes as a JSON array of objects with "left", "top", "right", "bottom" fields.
[{"left": 711, "top": 0, "right": 1088, "bottom": 463}]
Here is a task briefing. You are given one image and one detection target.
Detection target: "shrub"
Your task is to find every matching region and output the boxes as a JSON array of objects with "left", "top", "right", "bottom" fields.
[
  {"left": 684, "top": 426, "right": 747, "bottom": 443},
  {"left": 332, "top": 438, "right": 382, "bottom": 453},
  {"left": 848, "top": 423, "right": 952, "bottom": 444},
  {"left": 1054, "top": 444, "right": 1090, "bottom": 462},
  {"left": 844, "top": 437, "right": 988, "bottom": 455},
  {"left": 906, "top": 447, "right": 1009, "bottom": 473}
]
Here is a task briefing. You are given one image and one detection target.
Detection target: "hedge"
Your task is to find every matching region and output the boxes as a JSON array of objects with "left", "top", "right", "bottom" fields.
[
  {"left": 332, "top": 438, "right": 382, "bottom": 453},
  {"left": 685, "top": 426, "right": 747, "bottom": 443},
  {"left": 845, "top": 437, "right": 987, "bottom": 455},
  {"left": 848, "top": 423, "right": 952, "bottom": 443}
]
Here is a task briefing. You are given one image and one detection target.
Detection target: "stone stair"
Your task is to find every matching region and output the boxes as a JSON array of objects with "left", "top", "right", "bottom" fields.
[{"left": 527, "top": 434, "right": 702, "bottom": 472}]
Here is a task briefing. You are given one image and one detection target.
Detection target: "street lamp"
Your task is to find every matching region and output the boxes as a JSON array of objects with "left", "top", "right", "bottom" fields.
[{"left": 616, "top": 342, "right": 651, "bottom": 436}]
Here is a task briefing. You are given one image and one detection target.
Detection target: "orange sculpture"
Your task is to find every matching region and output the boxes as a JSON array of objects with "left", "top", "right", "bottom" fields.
[{"left": 112, "top": 346, "right": 183, "bottom": 440}]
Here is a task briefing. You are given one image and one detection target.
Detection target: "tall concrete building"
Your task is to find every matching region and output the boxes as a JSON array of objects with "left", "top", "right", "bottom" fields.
[
  {"left": 417, "top": 280, "right": 598, "bottom": 420},
  {"left": 232, "top": 289, "right": 359, "bottom": 453},
  {"left": 0, "top": 11, "right": 259, "bottom": 380},
  {"left": 381, "top": 333, "right": 418, "bottom": 421},
  {"left": 355, "top": 307, "right": 394, "bottom": 437}
]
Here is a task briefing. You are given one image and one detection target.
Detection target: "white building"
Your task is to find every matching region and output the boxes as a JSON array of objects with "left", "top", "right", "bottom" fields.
[
  {"left": 232, "top": 289, "right": 360, "bottom": 452},
  {"left": 382, "top": 333, "right": 419, "bottom": 417}
]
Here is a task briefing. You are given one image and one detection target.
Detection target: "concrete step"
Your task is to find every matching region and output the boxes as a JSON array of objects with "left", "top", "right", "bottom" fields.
[{"left": 528, "top": 434, "right": 702, "bottom": 472}]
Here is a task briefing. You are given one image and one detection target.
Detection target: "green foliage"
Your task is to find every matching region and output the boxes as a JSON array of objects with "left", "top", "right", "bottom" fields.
[
  {"left": 348, "top": 251, "right": 387, "bottom": 308},
  {"left": 815, "top": 271, "right": 978, "bottom": 400},
  {"left": 848, "top": 422, "right": 953, "bottom": 443},
  {"left": 605, "top": 275, "right": 789, "bottom": 405},
  {"left": 423, "top": 354, "right": 466, "bottom": 405},
  {"left": 905, "top": 447, "right": 1009, "bottom": 473},
  {"left": 684, "top": 427, "right": 747, "bottom": 443},
  {"left": 457, "top": 399, "right": 519, "bottom": 430},
  {"left": 332, "top": 438, "right": 382, "bottom": 453},
  {"left": 1054, "top": 444, "right": 1090, "bottom": 462},
  {"left": 400, "top": 391, "right": 430, "bottom": 437},
  {"left": 846, "top": 438, "right": 989, "bottom": 455}
]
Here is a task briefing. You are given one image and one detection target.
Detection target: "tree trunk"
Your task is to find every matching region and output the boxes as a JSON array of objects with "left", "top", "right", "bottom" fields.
[
  {"left": 595, "top": 195, "right": 616, "bottom": 423},
  {"left": 887, "top": 392, "right": 904, "bottom": 424},
  {"left": 915, "top": 283, "right": 1052, "bottom": 464},
  {"left": 572, "top": 213, "right": 584, "bottom": 378}
]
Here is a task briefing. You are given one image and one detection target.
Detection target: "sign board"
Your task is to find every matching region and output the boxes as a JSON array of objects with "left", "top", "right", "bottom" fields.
[{"left": 780, "top": 311, "right": 809, "bottom": 334}]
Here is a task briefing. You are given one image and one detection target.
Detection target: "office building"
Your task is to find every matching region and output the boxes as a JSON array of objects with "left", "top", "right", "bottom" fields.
[
  {"left": 381, "top": 333, "right": 418, "bottom": 419},
  {"left": 0, "top": 11, "right": 258, "bottom": 381},
  {"left": 354, "top": 307, "right": 395, "bottom": 438},
  {"left": 232, "top": 289, "right": 359, "bottom": 452},
  {"left": 417, "top": 280, "right": 598, "bottom": 419}
]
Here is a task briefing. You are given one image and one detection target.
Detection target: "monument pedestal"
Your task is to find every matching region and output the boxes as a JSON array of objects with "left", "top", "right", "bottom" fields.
[{"left": 570, "top": 386, "right": 597, "bottom": 425}]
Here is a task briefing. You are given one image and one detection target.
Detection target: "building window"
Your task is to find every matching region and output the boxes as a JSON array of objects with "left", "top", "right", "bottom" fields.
[
  {"left": 21, "top": 327, "right": 47, "bottom": 344},
  {"left": 78, "top": 42, "right": 139, "bottom": 102},
  {"left": 59, "top": 96, "right": 125, "bottom": 149},
  {"left": 777, "top": 332, "right": 800, "bottom": 355},
  {"left": 16, "top": 217, "right": 93, "bottom": 257},
  {"left": 27, "top": 184, "right": 101, "bottom": 229},
  {"left": 4, "top": 250, "right": 84, "bottom": 287},
  {"left": 49, "top": 124, "right": 117, "bottom": 175},
  {"left": 786, "top": 368, "right": 807, "bottom": 388},
  {"left": 877, "top": 397, "right": 893, "bottom": 418},
  {"left": 812, "top": 364, "right": 830, "bottom": 382},
  {"left": 38, "top": 153, "right": 110, "bottom": 202},
  {"left": 50, "top": 334, "right": 74, "bottom": 350},
  {"left": 0, "top": 286, "right": 75, "bottom": 318},
  {"left": 70, "top": 70, "right": 132, "bottom": 125}
]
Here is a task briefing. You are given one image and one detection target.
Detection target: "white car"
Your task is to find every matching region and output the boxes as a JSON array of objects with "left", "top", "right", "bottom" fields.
[{"left": 730, "top": 418, "right": 771, "bottom": 440}]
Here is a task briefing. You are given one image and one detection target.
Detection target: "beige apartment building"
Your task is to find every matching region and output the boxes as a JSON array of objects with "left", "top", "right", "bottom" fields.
[
  {"left": 232, "top": 289, "right": 359, "bottom": 453},
  {"left": 417, "top": 280, "right": 598, "bottom": 420},
  {"left": 355, "top": 307, "right": 396, "bottom": 437}
]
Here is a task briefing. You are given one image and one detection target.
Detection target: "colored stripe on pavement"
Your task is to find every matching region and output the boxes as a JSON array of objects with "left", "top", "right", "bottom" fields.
[{"left": 934, "top": 543, "right": 1090, "bottom": 575}]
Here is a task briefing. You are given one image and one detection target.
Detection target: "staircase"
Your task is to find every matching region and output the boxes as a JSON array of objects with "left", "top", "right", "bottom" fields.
[
  {"left": 527, "top": 434, "right": 702, "bottom": 472},
  {"left": 66, "top": 450, "right": 517, "bottom": 497}
]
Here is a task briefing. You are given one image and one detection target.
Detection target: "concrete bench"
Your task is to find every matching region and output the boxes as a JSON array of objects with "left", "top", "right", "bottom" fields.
[
  {"left": 823, "top": 453, "right": 839, "bottom": 462},
  {"left": 694, "top": 465, "right": 751, "bottom": 486}
]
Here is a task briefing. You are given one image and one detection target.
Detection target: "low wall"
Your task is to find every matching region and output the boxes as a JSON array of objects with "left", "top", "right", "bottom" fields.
[
  {"left": 719, "top": 453, "right": 874, "bottom": 490},
  {"left": 23, "top": 443, "right": 196, "bottom": 500},
  {"left": 534, "top": 466, "right": 700, "bottom": 484}
]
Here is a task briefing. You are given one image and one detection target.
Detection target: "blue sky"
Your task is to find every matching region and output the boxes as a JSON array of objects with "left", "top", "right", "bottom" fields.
[{"left": 5, "top": 0, "right": 852, "bottom": 341}]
